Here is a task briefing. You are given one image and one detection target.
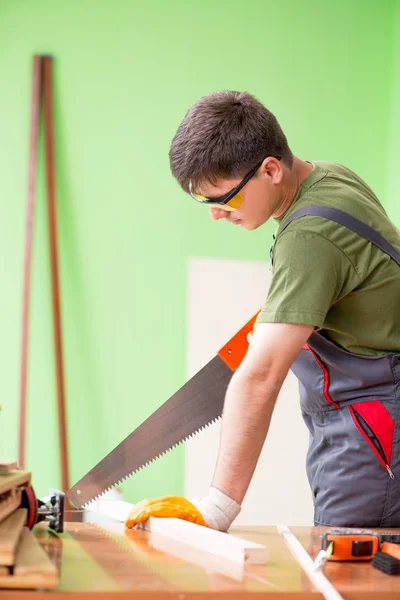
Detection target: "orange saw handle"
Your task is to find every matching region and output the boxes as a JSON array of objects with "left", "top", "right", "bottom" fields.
[{"left": 217, "top": 311, "right": 260, "bottom": 372}]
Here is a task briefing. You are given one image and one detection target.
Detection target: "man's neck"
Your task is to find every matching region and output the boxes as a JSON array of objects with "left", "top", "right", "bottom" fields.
[{"left": 272, "top": 157, "right": 313, "bottom": 218}]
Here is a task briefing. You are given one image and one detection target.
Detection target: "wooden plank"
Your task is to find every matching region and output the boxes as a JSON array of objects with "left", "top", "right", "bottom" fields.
[
  {"left": 0, "top": 509, "right": 27, "bottom": 566},
  {"left": 42, "top": 56, "right": 70, "bottom": 498},
  {"left": 0, "top": 471, "right": 31, "bottom": 495},
  {"left": 0, "top": 490, "right": 22, "bottom": 525},
  {"left": 0, "top": 472, "right": 30, "bottom": 526},
  {"left": 0, "top": 528, "right": 58, "bottom": 589},
  {"left": 14, "top": 528, "right": 57, "bottom": 577},
  {"left": 19, "top": 55, "right": 43, "bottom": 470},
  {"left": 90, "top": 499, "right": 268, "bottom": 566},
  {"left": 138, "top": 517, "right": 268, "bottom": 565},
  {"left": 134, "top": 525, "right": 246, "bottom": 581},
  {"left": 0, "top": 571, "right": 58, "bottom": 590},
  {"left": 0, "top": 462, "right": 18, "bottom": 473}
]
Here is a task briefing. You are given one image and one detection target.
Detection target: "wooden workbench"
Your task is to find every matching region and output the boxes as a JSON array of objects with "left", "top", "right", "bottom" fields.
[{"left": 1, "top": 521, "right": 400, "bottom": 599}]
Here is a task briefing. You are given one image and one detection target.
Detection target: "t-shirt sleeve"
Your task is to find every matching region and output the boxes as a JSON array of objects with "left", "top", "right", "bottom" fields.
[{"left": 258, "top": 229, "right": 359, "bottom": 328}]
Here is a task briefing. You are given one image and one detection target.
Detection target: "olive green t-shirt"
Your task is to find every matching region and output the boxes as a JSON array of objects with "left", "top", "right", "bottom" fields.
[{"left": 258, "top": 161, "right": 400, "bottom": 356}]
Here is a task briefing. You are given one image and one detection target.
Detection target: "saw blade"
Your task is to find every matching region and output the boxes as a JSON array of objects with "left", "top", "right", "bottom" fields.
[{"left": 67, "top": 313, "right": 258, "bottom": 508}]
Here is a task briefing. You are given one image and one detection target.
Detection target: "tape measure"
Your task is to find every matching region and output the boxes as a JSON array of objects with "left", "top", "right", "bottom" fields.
[{"left": 321, "top": 528, "right": 400, "bottom": 562}]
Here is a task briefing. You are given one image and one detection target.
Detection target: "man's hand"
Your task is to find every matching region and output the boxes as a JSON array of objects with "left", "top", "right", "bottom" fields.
[
  {"left": 125, "top": 495, "right": 208, "bottom": 528},
  {"left": 124, "top": 487, "right": 240, "bottom": 532}
]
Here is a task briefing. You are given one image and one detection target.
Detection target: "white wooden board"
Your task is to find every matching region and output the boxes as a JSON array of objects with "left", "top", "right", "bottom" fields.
[{"left": 89, "top": 498, "right": 268, "bottom": 565}]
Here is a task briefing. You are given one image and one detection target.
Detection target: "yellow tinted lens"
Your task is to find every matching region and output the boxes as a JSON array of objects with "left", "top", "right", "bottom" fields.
[
  {"left": 225, "top": 192, "right": 244, "bottom": 210},
  {"left": 194, "top": 191, "right": 244, "bottom": 211},
  {"left": 208, "top": 192, "right": 244, "bottom": 212}
]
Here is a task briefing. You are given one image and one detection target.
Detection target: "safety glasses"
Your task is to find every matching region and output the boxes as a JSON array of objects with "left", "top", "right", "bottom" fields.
[{"left": 189, "top": 156, "right": 281, "bottom": 211}]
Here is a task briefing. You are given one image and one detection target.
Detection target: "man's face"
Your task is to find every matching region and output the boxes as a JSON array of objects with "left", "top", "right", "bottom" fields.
[{"left": 196, "top": 158, "right": 283, "bottom": 231}]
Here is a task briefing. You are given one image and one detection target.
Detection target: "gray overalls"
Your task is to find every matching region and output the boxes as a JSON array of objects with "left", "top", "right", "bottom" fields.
[{"left": 278, "top": 206, "right": 400, "bottom": 527}]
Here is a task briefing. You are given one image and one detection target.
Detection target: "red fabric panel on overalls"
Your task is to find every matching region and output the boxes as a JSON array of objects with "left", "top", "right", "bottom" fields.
[{"left": 349, "top": 401, "right": 395, "bottom": 466}]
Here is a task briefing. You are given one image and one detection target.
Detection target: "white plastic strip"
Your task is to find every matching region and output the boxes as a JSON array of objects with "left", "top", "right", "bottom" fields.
[{"left": 277, "top": 525, "right": 344, "bottom": 600}]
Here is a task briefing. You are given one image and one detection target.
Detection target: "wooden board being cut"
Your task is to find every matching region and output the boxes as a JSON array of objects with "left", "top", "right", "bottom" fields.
[
  {"left": 0, "top": 508, "right": 27, "bottom": 566},
  {"left": 89, "top": 499, "right": 268, "bottom": 566},
  {"left": 0, "top": 528, "right": 58, "bottom": 589},
  {"left": 138, "top": 517, "right": 268, "bottom": 565}
]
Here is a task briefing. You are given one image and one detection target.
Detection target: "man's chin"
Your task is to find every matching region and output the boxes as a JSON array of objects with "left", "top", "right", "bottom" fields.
[
  {"left": 239, "top": 221, "right": 260, "bottom": 231},
  {"left": 228, "top": 217, "right": 262, "bottom": 230}
]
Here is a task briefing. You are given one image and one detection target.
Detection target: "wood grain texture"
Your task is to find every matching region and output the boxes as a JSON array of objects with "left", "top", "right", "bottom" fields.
[
  {"left": 42, "top": 55, "right": 70, "bottom": 498},
  {"left": 19, "top": 54, "right": 43, "bottom": 470},
  {"left": 0, "top": 462, "right": 18, "bottom": 473},
  {"left": 0, "top": 508, "right": 27, "bottom": 566},
  {"left": 0, "top": 489, "right": 22, "bottom": 526},
  {"left": 14, "top": 528, "right": 57, "bottom": 577},
  {"left": 0, "top": 471, "right": 31, "bottom": 495},
  {"left": 0, "top": 528, "right": 58, "bottom": 589},
  {"left": 0, "top": 523, "right": 400, "bottom": 598},
  {"left": 0, "top": 527, "right": 58, "bottom": 589}
]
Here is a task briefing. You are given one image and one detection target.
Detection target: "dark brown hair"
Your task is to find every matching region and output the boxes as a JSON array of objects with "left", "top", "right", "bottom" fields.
[{"left": 169, "top": 90, "right": 293, "bottom": 193}]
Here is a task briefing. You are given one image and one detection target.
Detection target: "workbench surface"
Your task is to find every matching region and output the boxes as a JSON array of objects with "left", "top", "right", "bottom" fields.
[{"left": 2, "top": 522, "right": 400, "bottom": 599}]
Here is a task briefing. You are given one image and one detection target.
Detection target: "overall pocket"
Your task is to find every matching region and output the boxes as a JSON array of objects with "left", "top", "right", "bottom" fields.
[
  {"left": 348, "top": 400, "right": 395, "bottom": 479},
  {"left": 294, "top": 344, "right": 340, "bottom": 412}
]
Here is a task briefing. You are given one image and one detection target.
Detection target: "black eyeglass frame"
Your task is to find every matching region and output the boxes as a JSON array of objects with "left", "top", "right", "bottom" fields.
[{"left": 189, "top": 156, "right": 282, "bottom": 206}]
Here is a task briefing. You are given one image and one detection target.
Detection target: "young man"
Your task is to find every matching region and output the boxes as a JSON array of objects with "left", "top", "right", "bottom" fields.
[{"left": 129, "top": 91, "right": 400, "bottom": 531}]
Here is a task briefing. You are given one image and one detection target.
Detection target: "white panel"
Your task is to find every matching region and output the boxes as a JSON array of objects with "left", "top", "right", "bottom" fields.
[{"left": 185, "top": 257, "right": 313, "bottom": 526}]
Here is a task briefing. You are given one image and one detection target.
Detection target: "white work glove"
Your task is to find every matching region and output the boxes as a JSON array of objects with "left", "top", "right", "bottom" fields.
[{"left": 191, "top": 487, "right": 241, "bottom": 531}]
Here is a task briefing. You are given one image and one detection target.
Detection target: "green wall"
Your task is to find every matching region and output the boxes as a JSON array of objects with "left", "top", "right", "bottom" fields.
[
  {"left": 387, "top": 0, "right": 400, "bottom": 224},
  {"left": 0, "top": 0, "right": 397, "bottom": 501}
]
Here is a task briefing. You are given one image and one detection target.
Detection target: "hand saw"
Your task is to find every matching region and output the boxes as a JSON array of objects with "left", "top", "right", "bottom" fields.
[{"left": 67, "top": 312, "right": 258, "bottom": 508}]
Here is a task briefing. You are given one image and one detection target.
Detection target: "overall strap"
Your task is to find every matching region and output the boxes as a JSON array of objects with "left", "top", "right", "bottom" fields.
[{"left": 280, "top": 206, "right": 400, "bottom": 266}]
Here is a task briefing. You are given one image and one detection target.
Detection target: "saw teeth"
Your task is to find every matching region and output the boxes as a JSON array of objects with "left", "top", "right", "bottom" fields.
[{"left": 80, "top": 415, "right": 223, "bottom": 504}]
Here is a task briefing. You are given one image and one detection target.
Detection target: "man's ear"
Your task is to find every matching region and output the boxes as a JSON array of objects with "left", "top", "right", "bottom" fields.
[{"left": 261, "top": 157, "right": 283, "bottom": 184}]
